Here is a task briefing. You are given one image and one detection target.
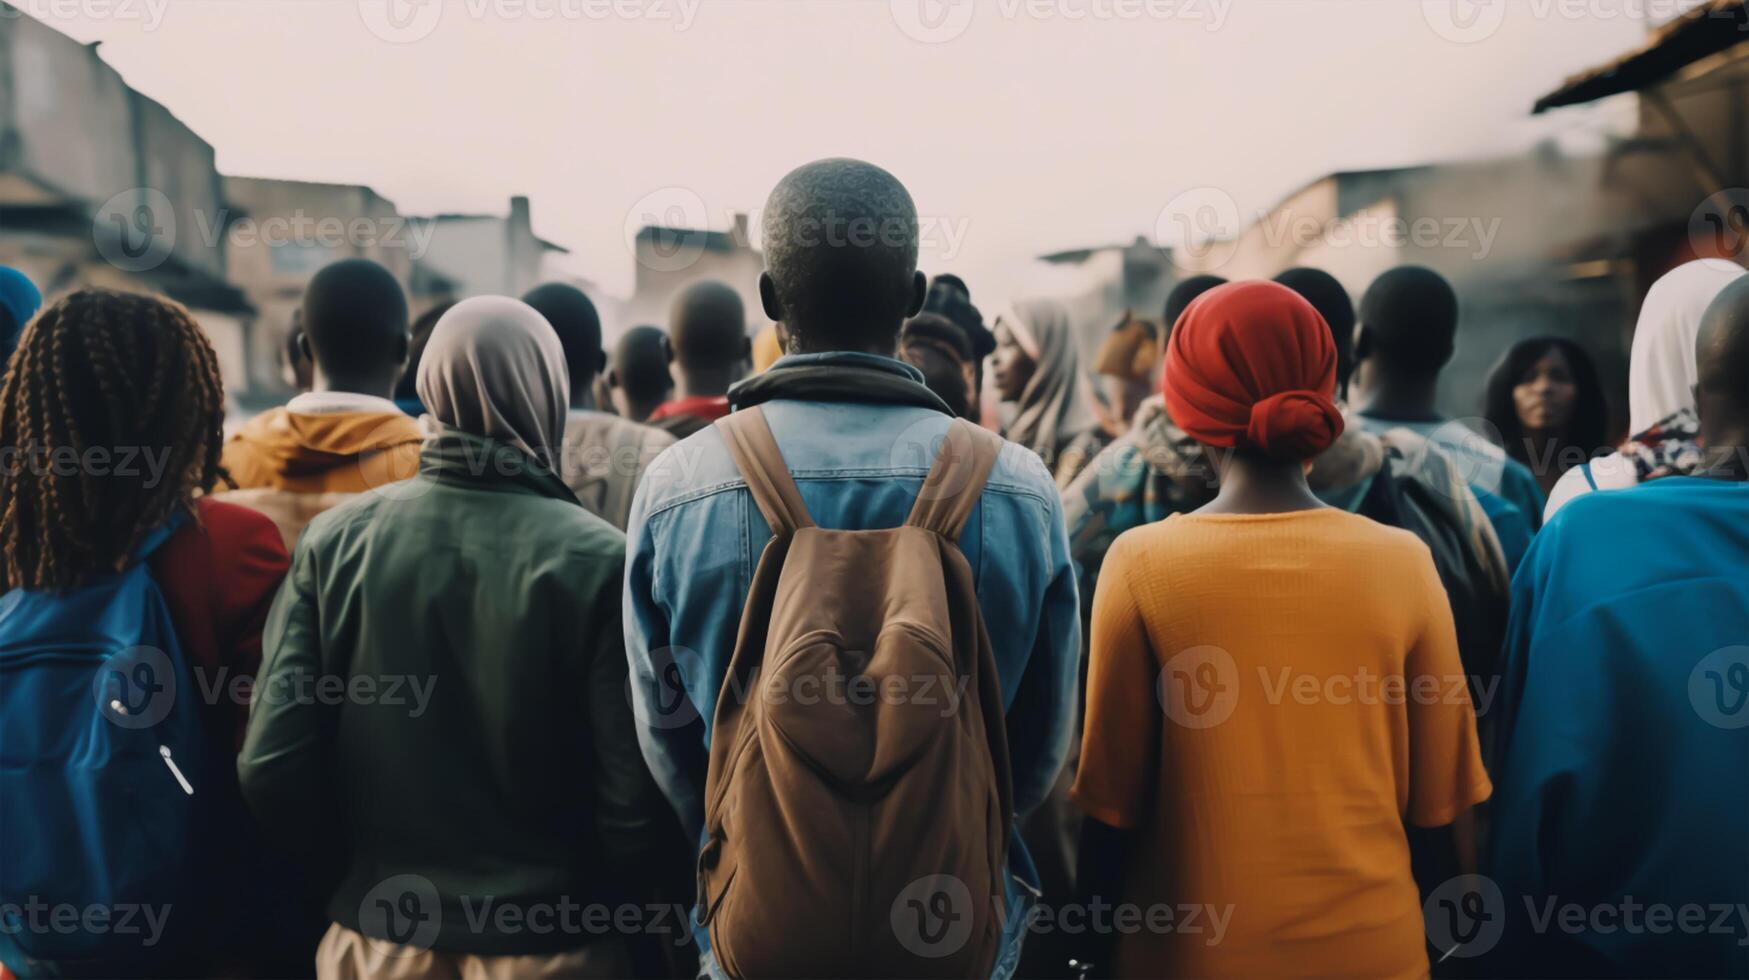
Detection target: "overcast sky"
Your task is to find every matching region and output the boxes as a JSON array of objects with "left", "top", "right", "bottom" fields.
[{"left": 40, "top": 0, "right": 1658, "bottom": 315}]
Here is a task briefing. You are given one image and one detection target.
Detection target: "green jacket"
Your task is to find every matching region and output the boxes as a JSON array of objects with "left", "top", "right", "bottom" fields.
[{"left": 238, "top": 431, "right": 668, "bottom": 956}]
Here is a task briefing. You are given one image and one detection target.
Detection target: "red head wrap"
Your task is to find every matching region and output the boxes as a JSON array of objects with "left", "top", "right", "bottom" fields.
[{"left": 1163, "top": 280, "right": 1344, "bottom": 461}]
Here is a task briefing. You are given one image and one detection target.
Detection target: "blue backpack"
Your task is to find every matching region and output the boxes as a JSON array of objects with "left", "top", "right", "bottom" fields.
[{"left": 0, "top": 516, "right": 207, "bottom": 971}]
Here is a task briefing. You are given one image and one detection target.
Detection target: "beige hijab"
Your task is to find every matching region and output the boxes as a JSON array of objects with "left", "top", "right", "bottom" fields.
[
  {"left": 998, "top": 297, "right": 1097, "bottom": 464},
  {"left": 416, "top": 296, "right": 569, "bottom": 465}
]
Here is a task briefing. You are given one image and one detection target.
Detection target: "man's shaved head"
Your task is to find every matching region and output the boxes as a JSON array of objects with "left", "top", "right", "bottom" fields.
[
  {"left": 759, "top": 158, "right": 926, "bottom": 352},
  {"left": 301, "top": 258, "right": 409, "bottom": 388},
  {"left": 1357, "top": 266, "right": 1459, "bottom": 375},
  {"left": 1695, "top": 275, "right": 1749, "bottom": 468},
  {"left": 521, "top": 282, "right": 603, "bottom": 400},
  {"left": 669, "top": 280, "right": 746, "bottom": 372}
]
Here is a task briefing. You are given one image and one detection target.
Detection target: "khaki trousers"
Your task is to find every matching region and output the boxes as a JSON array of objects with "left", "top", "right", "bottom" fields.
[{"left": 316, "top": 922, "right": 633, "bottom": 980}]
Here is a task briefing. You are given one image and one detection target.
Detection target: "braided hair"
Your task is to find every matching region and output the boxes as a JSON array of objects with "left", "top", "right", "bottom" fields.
[{"left": 0, "top": 289, "right": 227, "bottom": 593}]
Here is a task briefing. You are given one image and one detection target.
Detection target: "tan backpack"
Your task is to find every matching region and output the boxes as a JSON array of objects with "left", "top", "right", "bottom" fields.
[{"left": 696, "top": 407, "right": 1014, "bottom": 979}]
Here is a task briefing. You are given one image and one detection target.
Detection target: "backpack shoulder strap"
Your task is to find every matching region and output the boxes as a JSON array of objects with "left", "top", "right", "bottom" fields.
[
  {"left": 715, "top": 407, "right": 815, "bottom": 535},
  {"left": 905, "top": 419, "right": 1004, "bottom": 541}
]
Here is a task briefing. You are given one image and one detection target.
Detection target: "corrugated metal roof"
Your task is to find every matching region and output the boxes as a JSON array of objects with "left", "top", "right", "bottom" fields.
[{"left": 1533, "top": 0, "right": 1749, "bottom": 112}]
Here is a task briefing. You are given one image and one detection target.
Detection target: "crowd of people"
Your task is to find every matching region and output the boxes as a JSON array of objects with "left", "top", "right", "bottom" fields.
[{"left": 0, "top": 156, "right": 1744, "bottom": 980}]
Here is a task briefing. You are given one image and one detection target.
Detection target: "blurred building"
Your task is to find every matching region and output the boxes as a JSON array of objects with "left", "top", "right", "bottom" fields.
[
  {"left": 408, "top": 196, "right": 568, "bottom": 307},
  {"left": 1533, "top": 0, "right": 1749, "bottom": 293},
  {"left": 1170, "top": 155, "right": 1641, "bottom": 425},
  {"left": 0, "top": 5, "right": 252, "bottom": 392},
  {"left": 621, "top": 211, "right": 763, "bottom": 338},
  {"left": 223, "top": 176, "right": 413, "bottom": 404},
  {"left": 1035, "top": 236, "right": 1176, "bottom": 367}
]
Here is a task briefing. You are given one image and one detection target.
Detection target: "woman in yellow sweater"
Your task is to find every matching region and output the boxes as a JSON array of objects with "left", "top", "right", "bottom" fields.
[{"left": 1070, "top": 281, "right": 1491, "bottom": 979}]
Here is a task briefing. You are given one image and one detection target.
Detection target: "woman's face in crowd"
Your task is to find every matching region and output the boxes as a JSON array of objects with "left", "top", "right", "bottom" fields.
[
  {"left": 991, "top": 322, "right": 1036, "bottom": 403},
  {"left": 1513, "top": 346, "right": 1578, "bottom": 434}
]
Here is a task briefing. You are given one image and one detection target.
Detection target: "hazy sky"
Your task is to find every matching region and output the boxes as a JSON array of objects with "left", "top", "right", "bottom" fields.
[{"left": 42, "top": 0, "right": 1655, "bottom": 314}]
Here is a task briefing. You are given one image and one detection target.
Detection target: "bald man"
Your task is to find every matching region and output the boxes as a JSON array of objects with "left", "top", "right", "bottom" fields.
[
  {"left": 1350, "top": 266, "right": 1539, "bottom": 571},
  {"left": 220, "top": 258, "right": 424, "bottom": 546},
  {"left": 646, "top": 279, "right": 749, "bottom": 439},
  {"left": 1484, "top": 276, "right": 1749, "bottom": 976},
  {"left": 623, "top": 157, "right": 1078, "bottom": 977},
  {"left": 608, "top": 325, "right": 674, "bottom": 423},
  {"left": 522, "top": 282, "right": 676, "bottom": 530}
]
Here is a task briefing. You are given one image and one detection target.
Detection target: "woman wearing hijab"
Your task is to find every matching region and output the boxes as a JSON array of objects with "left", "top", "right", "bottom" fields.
[
  {"left": 991, "top": 297, "right": 1106, "bottom": 487},
  {"left": 1544, "top": 258, "right": 1746, "bottom": 520},
  {"left": 239, "top": 297, "right": 672, "bottom": 979},
  {"left": 1483, "top": 336, "right": 1610, "bottom": 498},
  {"left": 1069, "top": 281, "right": 1490, "bottom": 979}
]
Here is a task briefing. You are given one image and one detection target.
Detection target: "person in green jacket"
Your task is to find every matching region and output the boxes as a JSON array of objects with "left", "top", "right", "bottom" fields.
[{"left": 239, "top": 296, "right": 674, "bottom": 979}]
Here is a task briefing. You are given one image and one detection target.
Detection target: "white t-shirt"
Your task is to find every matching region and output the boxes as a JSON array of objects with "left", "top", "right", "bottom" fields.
[{"left": 1543, "top": 451, "right": 1639, "bottom": 523}]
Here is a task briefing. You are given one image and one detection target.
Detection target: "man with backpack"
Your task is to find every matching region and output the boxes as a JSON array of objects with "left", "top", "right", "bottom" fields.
[{"left": 623, "top": 158, "right": 1080, "bottom": 979}]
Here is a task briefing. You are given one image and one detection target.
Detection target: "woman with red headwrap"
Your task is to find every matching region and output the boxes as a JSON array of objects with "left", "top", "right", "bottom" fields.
[{"left": 1068, "top": 282, "right": 1491, "bottom": 979}]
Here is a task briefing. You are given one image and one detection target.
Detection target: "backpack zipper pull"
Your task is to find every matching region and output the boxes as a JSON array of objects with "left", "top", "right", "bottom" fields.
[{"left": 159, "top": 745, "right": 194, "bottom": 796}]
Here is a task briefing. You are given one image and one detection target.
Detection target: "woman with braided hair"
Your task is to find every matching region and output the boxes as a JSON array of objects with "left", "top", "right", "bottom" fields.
[{"left": 0, "top": 290, "right": 310, "bottom": 978}]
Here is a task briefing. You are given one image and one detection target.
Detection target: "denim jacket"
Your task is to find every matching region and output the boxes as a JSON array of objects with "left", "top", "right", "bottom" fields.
[{"left": 622, "top": 352, "right": 1080, "bottom": 969}]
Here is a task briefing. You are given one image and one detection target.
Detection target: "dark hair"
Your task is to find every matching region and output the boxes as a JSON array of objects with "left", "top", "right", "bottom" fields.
[
  {"left": 1274, "top": 268, "right": 1356, "bottom": 393},
  {"left": 931, "top": 273, "right": 969, "bottom": 297},
  {"left": 1483, "top": 336, "right": 1609, "bottom": 469},
  {"left": 0, "top": 290, "right": 226, "bottom": 592},
  {"left": 1163, "top": 275, "right": 1227, "bottom": 337},
  {"left": 900, "top": 314, "right": 972, "bottom": 418},
  {"left": 522, "top": 282, "right": 603, "bottom": 395},
  {"left": 762, "top": 158, "right": 919, "bottom": 350},
  {"left": 612, "top": 324, "right": 673, "bottom": 404},
  {"left": 394, "top": 300, "right": 456, "bottom": 405},
  {"left": 1357, "top": 266, "right": 1458, "bottom": 374},
  {"left": 923, "top": 276, "right": 993, "bottom": 360},
  {"left": 669, "top": 280, "right": 745, "bottom": 371},
  {"left": 301, "top": 258, "right": 409, "bottom": 379}
]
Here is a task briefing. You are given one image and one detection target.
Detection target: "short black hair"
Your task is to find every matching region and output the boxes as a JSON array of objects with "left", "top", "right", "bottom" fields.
[
  {"left": 1358, "top": 266, "right": 1459, "bottom": 374},
  {"left": 522, "top": 282, "right": 603, "bottom": 392},
  {"left": 669, "top": 280, "right": 745, "bottom": 371},
  {"left": 1274, "top": 268, "right": 1356, "bottom": 388},
  {"left": 394, "top": 300, "right": 456, "bottom": 405},
  {"left": 1697, "top": 276, "right": 1749, "bottom": 425},
  {"left": 761, "top": 158, "right": 920, "bottom": 349},
  {"left": 1163, "top": 275, "right": 1227, "bottom": 336},
  {"left": 301, "top": 258, "right": 409, "bottom": 378},
  {"left": 612, "top": 324, "right": 673, "bottom": 404},
  {"left": 1483, "top": 336, "right": 1609, "bottom": 465}
]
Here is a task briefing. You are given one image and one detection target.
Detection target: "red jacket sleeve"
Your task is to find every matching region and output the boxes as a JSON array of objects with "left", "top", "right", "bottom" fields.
[{"left": 152, "top": 498, "right": 291, "bottom": 751}]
